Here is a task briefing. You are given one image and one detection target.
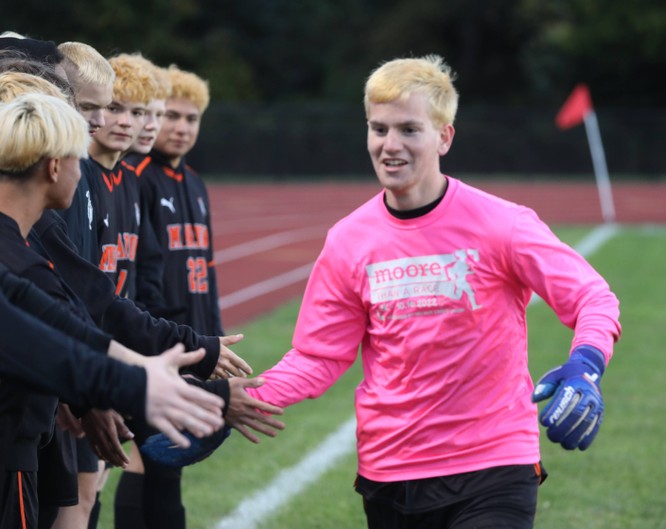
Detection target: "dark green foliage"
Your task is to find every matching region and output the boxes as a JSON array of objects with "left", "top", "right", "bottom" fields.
[{"left": 2, "top": 1, "right": 663, "bottom": 103}]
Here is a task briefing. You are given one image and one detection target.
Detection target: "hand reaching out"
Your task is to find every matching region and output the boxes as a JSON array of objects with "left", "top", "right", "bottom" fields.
[
  {"left": 212, "top": 334, "right": 252, "bottom": 379},
  {"left": 80, "top": 408, "right": 133, "bottom": 467},
  {"left": 143, "top": 344, "right": 226, "bottom": 448},
  {"left": 226, "top": 377, "right": 285, "bottom": 443}
]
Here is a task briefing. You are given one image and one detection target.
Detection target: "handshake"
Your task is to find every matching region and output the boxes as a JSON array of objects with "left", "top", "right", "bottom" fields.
[{"left": 142, "top": 375, "right": 285, "bottom": 467}]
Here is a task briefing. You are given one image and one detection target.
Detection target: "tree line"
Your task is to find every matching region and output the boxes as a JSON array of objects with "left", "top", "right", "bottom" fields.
[{"left": 2, "top": 0, "right": 664, "bottom": 106}]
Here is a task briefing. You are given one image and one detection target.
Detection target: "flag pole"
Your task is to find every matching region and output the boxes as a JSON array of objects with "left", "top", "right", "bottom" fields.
[
  {"left": 556, "top": 84, "right": 616, "bottom": 224},
  {"left": 582, "top": 111, "right": 616, "bottom": 223}
]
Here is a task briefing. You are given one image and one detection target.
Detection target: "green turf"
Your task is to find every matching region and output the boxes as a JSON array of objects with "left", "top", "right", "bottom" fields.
[{"left": 98, "top": 225, "right": 666, "bottom": 529}]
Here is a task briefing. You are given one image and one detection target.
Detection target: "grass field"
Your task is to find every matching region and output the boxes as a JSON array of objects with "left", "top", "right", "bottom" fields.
[{"left": 99, "top": 224, "right": 666, "bottom": 529}]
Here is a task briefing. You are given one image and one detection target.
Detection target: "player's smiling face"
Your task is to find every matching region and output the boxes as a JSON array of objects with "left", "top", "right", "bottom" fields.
[
  {"left": 154, "top": 97, "right": 201, "bottom": 166},
  {"left": 367, "top": 92, "right": 454, "bottom": 210}
]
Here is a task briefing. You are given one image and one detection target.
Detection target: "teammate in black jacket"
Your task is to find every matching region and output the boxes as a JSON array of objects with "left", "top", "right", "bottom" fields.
[
  {"left": 131, "top": 65, "right": 223, "bottom": 336},
  {"left": 120, "top": 61, "right": 224, "bottom": 529},
  {"left": 56, "top": 40, "right": 115, "bottom": 266},
  {"left": 0, "top": 92, "right": 105, "bottom": 529},
  {"left": 0, "top": 262, "right": 226, "bottom": 462},
  {"left": 0, "top": 89, "right": 255, "bottom": 529},
  {"left": 0, "top": 263, "right": 228, "bottom": 528},
  {"left": 0, "top": 47, "right": 279, "bottom": 529},
  {"left": 85, "top": 54, "right": 159, "bottom": 299}
]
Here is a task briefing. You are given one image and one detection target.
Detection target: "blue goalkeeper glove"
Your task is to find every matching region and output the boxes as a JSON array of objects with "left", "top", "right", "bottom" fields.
[
  {"left": 532, "top": 345, "right": 606, "bottom": 450},
  {"left": 140, "top": 425, "right": 231, "bottom": 468}
]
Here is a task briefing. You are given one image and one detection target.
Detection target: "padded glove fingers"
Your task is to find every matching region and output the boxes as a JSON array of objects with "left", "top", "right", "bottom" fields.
[
  {"left": 532, "top": 345, "right": 606, "bottom": 451},
  {"left": 538, "top": 374, "right": 603, "bottom": 450}
]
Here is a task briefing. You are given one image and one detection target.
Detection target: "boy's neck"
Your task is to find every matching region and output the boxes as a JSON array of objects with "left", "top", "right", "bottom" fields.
[{"left": 89, "top": 143, "right": 121, "bottom": 170}]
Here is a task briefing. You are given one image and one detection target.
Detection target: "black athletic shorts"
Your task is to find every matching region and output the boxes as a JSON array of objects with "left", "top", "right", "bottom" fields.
[
  {"left": 37, "top": 427, "right": 79, "bottom": 508},
  {"left": 0, "top": 471, "right": 38, "bottom": 529},
  {"left": 76, "top": 436, "right": 100, "bottom": 473},
  {"left": 356, "top": 463, "right": 547, "bottom": 529}
]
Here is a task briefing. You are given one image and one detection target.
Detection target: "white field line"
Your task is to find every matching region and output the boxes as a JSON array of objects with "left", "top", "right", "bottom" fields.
[
  {"left": 215, "top": 418, "right": 357, "bottom": 529},
  {"left": 212, "top": 213, "right": 342, "bottom": 235},
  {"left": 215, "top": 223, "right": 620, "bottom": 529},
  {"left": 214, "top": 226, "right": 327, "bottom": 264}
]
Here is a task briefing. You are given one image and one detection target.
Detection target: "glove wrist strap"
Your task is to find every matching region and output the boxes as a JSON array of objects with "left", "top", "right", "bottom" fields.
[{"left": 570, "top": 345, "right": 606, "bottom": 376}]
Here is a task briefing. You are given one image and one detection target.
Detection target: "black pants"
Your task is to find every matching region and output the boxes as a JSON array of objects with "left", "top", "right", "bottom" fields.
[
  {"left": 0, "top": 471, "right": 39, "bottom": 529},
  {"left": 361, "top": 464, "right": 542, "bottom": 529},
  {"left": 124, "top": 418, "right": 186, "bottom": 529}
]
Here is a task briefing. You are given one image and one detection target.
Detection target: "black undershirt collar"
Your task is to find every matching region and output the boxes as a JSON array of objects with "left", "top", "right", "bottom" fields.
[{"left": 383, "top": 186, "right": 447, "bottom": 220}]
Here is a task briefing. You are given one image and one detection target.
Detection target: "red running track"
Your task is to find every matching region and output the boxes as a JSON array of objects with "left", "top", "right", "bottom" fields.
[{"left": 209, "top": 180, "right": 666, "bottom": 329}]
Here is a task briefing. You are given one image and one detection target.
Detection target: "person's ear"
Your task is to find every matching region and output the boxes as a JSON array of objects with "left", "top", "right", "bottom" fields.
[
  {"left": 46, "top": 157, "right": 60, "bottom": 183},
  {"left": 438, "top": 124, "right": 455, "bottom": 156}
]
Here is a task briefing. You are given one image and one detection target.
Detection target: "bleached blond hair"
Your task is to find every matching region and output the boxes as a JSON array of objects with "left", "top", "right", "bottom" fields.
[
  {"left": 166, "top": 64, "right": 209, "bottom": 113},
  {"left": 58, "top": 41, "right": 115, "bottom": 88},
  {"left": 0, "top": 93, "right": 90, "bottom": 176},
  {"left": 152, "top": 65, "right": 171, "bottom": 101},
  {"left": 364, "top": 54, "right": 459, "bottom": 127},
  {"left": 117, "top": 53, "right": 171, "bottom": 100},
  {"left": 0, "top": 71, "right": 68, "bottom": 103},
  {"left": 108, "top": 53, "right": 160, "bottom": 105}
]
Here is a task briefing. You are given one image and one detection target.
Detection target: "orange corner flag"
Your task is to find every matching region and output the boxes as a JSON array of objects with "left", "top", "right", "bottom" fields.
[{"left": 556, "top": 84, "right": 593, "bottom": 130}]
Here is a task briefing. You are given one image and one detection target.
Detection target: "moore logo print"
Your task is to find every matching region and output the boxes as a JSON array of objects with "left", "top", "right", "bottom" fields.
[{"left": 366, "top": 250, "right": 481, "bottom": 310}]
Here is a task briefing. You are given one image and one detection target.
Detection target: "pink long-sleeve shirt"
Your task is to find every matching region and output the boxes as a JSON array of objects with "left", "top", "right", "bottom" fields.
[{"left": 249, "top": 176, "right": 621, "bottom": 482}]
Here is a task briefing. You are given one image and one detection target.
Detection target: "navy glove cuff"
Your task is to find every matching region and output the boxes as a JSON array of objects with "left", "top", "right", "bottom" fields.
[{"left": 569, "top": 345, "right": 606, "bottom": 377}]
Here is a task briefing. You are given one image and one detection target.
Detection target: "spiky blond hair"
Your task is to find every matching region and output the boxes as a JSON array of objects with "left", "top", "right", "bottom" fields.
[
  {"left": 166, "top": 64, "right": 209, "bottom": 113},
  {"left": 118, "top": 53, "right": 171, "bottom": 100},
  {"left": 108, "top": 53, "right": 160, "bottom": 105},
  {"left": 364, "top": 55, "right": 459, "bottom": 127},
  {"left": 58, "top": 41, "right": 115, "bottom": 88}
]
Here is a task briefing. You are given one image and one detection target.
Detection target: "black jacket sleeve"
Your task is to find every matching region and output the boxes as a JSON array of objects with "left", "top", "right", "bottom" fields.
[
  {"left": 0, "top": 266, "right": 147, "bottom": 418},
  {"left": 202, "top": 189, "right": 224, "bottom": 336},
  {"left": 32, "top": 211, "right": 221, "bottom": 377},
  {"left": 100, "top": 297, "right": 220, "bottom": 378},
  {"left": 0, "top": 261, "right": 111, "bottom": 351},
  {"left": 183, "top": 376, "right": 230, "bottom": 416},
  {"left": 33, "top": 211, "right": 118, "bottom": 323}
]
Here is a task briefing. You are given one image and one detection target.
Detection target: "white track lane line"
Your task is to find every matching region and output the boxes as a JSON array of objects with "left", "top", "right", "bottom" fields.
[
  {"left": 215, "top": 223, "right": 620, "bottom": 529},
  {"left": 218, "top": 263, "right": 314, "bottom": 311},
  {"left": 214, "top": 226, "right": 327, "bottom": 264}
]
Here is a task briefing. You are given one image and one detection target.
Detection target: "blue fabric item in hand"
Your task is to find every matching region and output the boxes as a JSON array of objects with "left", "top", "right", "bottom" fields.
[{"left": 140, "top": 426, "right": 231, "bottom": 467}]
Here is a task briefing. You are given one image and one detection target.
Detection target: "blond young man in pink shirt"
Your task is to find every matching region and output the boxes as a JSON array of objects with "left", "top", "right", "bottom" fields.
[{"left": 245, "top": 55, "right": 621, "bottom": 528}]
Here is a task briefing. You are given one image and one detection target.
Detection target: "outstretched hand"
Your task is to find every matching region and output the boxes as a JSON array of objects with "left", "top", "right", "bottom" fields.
[
  {"left": 81, "top": 408, "right": 133, "bottom": 467},
  {"left": 143, "top": 344, "right": 226, "bottom": 448},
  {"left": 226, "top": 377, "right": 285, "bottom": 443},
  {"left": 213, "top": 334, "right": 252, "bottom": 379}
]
